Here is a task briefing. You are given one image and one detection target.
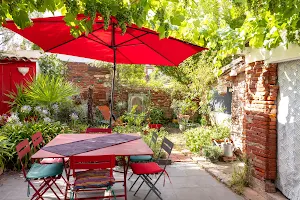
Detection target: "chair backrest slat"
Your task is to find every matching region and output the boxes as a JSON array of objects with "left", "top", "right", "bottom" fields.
[
  {"left": 31, "top": 132, "right": 44, "bottom": 150},
  {"left": 161, "top": 137, "right": 174, "bottom": 156},
  {"left": 150, "top": 132, "right": 158, "bottom": 146},
  {"left": 86, "top": 128, "right": 112, "bottom": 134},
  {"left": 70, "top": 155, "right": 116, "bottom": 170},
  {"left": 16, "top": 139, "right": 31, "bottom": 161}
]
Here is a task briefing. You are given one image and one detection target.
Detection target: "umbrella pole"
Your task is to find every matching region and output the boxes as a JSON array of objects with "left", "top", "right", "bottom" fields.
[{"left": 109, "top": 24, "right": 116, "bottom": 129}]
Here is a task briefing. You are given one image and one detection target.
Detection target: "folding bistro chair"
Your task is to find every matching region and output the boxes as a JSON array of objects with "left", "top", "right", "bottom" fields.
[
  {"left": 127, "top": 132, "right": 159, "bottom": 180},
  {"left": 130, "top": 137, "right": 174, "bottom": 200},
  {"left": 31, "top": 132, "right": 65, "bottom": 164},
  {"left": 31, "top": 132, "right": 68, "bottom": 184},
  {"left": 86, "top": 127, "right": 112, "bottom": 133},
  {"left": 16, "top": 139, "right": 64, "bottom": 200},
  {"left": 67, "top": 155, "right": 116, "bottom": 200}
]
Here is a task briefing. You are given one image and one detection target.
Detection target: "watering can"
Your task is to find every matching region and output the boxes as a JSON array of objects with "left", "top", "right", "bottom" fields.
[{"left": 221, "top": 138, "right": 234, "bottom": 157}]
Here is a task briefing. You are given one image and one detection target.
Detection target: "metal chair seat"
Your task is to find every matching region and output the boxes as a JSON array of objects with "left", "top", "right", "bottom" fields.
[{"left": 26, "top": 162, "right": 64, "bottom": 179}]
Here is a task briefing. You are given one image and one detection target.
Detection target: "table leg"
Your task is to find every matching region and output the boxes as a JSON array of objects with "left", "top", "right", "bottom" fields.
[{"left": 123, "top": 156, "right": 129, "bottom": 200}]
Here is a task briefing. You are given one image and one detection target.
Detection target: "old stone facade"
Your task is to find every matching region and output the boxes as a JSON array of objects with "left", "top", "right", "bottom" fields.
[
  {"left": 66, "top": 62, "right": 172, "bottom": 119},
  {"left": 220, "top": 59, "right": 278, "bottom": 193}
]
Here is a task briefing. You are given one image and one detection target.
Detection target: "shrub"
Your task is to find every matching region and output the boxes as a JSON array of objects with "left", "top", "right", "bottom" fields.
[
  {"left": 0, "top": 121, "right": 72, "bottom": 169},
  {"left": 141, "top": 128, "right": 169, "bottom": 159},
  {"left": 202, "top": 145, "right": 222, "bottom": 162},
  {"left": 113, "top": 125, "right": 143, "bottom": 134},
  {"left": 230, "top": 156, "right": 251, "bottom": 194},
  {"left": 184, "top": 125, "right": 230, "bottom": 153},
  {"left": 148, "top": 106, "right": 164, "bottom": 124},
  {"left": 38, "top": 54, "right": 67, "bottom": 78},
  {"left": 0, "top": 136, "right": 13, "bottom": 169},
  {"left": 26, "top": 74, "right": 79, "bottom": 107}
]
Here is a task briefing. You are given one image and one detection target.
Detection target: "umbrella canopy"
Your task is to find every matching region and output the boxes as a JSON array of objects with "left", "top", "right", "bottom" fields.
[{"left": 3, "top": 15, "right": 206, "bottom": 127}]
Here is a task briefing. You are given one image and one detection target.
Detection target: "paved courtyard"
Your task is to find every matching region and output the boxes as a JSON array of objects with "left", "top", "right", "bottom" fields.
[{"left": 0, "top": 162, "right": 243, "bottom": 200}]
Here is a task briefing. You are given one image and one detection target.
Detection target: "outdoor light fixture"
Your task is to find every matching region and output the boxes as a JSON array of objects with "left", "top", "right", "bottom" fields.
[
  {"left": 17, "top": 67, "right": 29, "bottom": 76},
  {"left": 229, "top": 68, "right": 237, "bottom": 77}
]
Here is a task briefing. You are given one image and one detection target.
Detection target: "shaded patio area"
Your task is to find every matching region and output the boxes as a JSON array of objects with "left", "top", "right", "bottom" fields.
[{"left": 0, "top": 162, "right": 242, "bottom": 200}]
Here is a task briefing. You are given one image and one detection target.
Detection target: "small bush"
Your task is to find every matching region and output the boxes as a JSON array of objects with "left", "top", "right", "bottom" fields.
[
  {"left": 230, "top": 156, "right": 251, "bottom": 194},
  {"left": 0, "top": 121, "right": 72, "bottom": 169},
  {"left": 184, "top": 125, "right": 230, "bottom": 153},
  {"left": 202, "top": 145, "right": 222, "bottom": 162}
]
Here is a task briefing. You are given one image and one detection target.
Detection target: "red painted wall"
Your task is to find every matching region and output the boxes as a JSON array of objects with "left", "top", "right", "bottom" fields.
[{"left": 0, "top": 60, "right": 36, "bottom": 114}]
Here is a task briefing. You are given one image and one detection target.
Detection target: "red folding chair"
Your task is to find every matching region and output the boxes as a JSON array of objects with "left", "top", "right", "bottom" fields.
[
  {"left": 67, "top": 155, "right": 116, "bottom": 200},
  {"left": 86, "top": 127, "right": 112, "bottom": 133},
  {"left": 31, "top": 132, "right": 68, "bottom": 184},
  {"left": 16, "top": 139, "right": 64, "bottom": 200},
  {"left": 31, "top": 132, "right": 66, "bottom": 164},
  {"left": 129, "top": 137, "right": 174, "bottom": 200}
]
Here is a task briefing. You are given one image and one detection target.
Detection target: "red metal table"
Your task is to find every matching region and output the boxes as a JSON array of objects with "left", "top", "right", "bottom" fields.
[{"left": 31, "top": 134, "right": 153, "bottom": 200}]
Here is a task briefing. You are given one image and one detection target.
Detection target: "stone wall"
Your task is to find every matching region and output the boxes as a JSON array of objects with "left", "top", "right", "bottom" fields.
[
  {"left": 244, "top": 61, "right": 278, "bottom": 192},
  {"left": 67, "top": 62, "right": 172, "bottom": 119},
  {"left": 231, "top": 72, "right": 246, "bottom": 150}
]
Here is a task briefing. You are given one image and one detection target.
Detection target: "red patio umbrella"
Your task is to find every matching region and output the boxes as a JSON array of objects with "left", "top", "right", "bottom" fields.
[{"left": 3, "top": 15, "right": 206, "bottom": 127}]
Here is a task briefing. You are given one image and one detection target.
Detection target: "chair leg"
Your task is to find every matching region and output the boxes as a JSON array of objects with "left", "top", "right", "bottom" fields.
[
  {"left": 134, "top": 179, "right": 145, "bottom": 196},
  {"left": 28, "top": 181, "right": 45, "bottom": 200},
  {"left": 51, "top": 177, "right": 64, "bottom": 195},
  {"left": 128, "top": 173, "right": 134, "bottom": 180},
  {"left": 136, "top": 175, "right": 161, "bottom": 197},
  {"left": 137, "top": 175, "right": 162, "bottom": 200},
  {"left": 129, "top": 175, "right": 140, "bottom": 191},
  {"left": 143, "top": 173, "right": 164, "bottom": 200},
  {"left": 43, "top": 178, "right": 61, "bottom": 200}
]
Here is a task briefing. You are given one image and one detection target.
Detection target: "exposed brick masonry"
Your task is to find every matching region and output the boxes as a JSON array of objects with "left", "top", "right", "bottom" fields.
[
  {"left": 244, "top": 61, "right": 278, "bottom": 193},
  {"left": 67, "top": 62, "right": 172, "bottom": 119}
]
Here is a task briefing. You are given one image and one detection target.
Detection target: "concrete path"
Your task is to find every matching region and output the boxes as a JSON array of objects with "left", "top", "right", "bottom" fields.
[{"left": 0, "top": 162, "right": 243, "bottom": 200}]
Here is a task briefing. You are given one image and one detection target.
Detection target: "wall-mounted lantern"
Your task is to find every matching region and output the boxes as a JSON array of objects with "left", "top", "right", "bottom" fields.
[{"left": 17, "top": 67, "right": 30, "bottom": 76}]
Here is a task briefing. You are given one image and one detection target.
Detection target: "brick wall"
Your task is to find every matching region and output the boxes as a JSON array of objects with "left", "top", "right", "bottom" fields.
[
  {"left": 66, "top": 62, "right": 112, "bottom": 105},
  {"left": 114, "top": 87, "right": 172, "bottom": 119},
  {"left": 244, "top": 61, "right": 278, "bottom": 192},
  {"left": 67, "top": 62, "right": 172, "bottom": 119}
]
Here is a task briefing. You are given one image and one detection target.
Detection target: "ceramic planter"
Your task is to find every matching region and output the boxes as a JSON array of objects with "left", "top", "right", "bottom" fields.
[{"left": 148, "top": 124, "right": 162, "bottom": 130}]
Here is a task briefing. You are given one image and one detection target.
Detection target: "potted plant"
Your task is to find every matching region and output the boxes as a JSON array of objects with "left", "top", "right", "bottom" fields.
[
  {"left": 147, "top": 106, "right": 164, "bottom": 130},
  {"left": 171, "top": 99, "right": 198, "bottom": 131}
]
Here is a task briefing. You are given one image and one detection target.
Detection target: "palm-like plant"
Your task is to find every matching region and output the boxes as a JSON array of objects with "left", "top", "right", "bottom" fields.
[
  {"left": 26, "top": 74, "right": 79, "bottom": 107},
  {"left": 5, "top": 84, "right": 30, "bottom": 112}
]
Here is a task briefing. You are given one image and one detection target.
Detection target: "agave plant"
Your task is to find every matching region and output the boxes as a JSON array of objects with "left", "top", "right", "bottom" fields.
[
  {"left": 5, "top": 84, "right": 30, "bottom": 112},
  {"left": 26, "top": 74, "right": 80, "bottom": 107}
]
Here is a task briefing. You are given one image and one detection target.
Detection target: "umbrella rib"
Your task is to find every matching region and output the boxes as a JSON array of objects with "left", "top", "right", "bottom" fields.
[
  {"left": 126, "top": 32, "right": 176, "bottom": 66},
  {"left": 89, "top": 33, "right": 110, "bottom": 47},
  {"left": 116, "top": 49, "right": 134, "bottom": 64},
  {"left": 84, "top": 36, "right": 111, "bottom": 48},
  {"left": 117, "top": 43, "right": 143, "bottom": 47},
  {"left": 116, "top": 32, "right": 149, "bottom": 47},
  {"left": 44, "top": 26, "right": 104, "bottom": 52}
]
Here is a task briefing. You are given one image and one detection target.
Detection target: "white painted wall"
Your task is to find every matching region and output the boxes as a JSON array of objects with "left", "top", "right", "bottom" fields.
[{"left": 244, "top": 43, "right": 300, "bottom": 64}]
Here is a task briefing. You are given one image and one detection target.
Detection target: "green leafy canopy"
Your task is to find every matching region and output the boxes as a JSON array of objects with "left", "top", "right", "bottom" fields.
[{"left": 1, "top": 0, "right": 300, "bottom": 66}]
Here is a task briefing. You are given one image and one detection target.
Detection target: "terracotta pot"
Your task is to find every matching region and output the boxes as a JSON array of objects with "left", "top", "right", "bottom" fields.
[{"left": 148, "top": 124, "right": 162, "bottom": 130}]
